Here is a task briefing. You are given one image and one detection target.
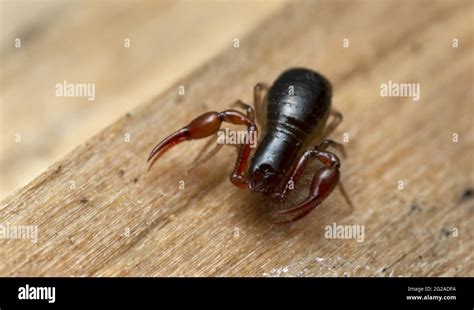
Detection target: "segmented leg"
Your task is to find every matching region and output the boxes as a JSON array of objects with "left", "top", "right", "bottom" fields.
[
  {"left": 230, "top": 130, "right": 256, "bottom": 189},
  {"left": 187, "top": 100, "right": 255, "bottom": 173},
  {"left": 272, "top": 144, "right": 349, "bottom": 223},
  {"left": 274, "top": 164, "right": 340, "bottom": 224},
  {"left": 321, "top": 109, "right": 343, "bottom": 138},
  {"left": 276, "top": 203, "right": 318, "bottom": 224},
  {"left": 253, "top": 83, "right": 269, "bottom": 128},
  {"left": 317, "top": 139, "right": 353, "bottom": 209},
  {"left": 272, "top": 148, "right": 340, "bottom": 203},
  {"left": 317, "top": 139, "right": 346, "bottom": 158},
  {"left": 232, "top": 100, "right": 255, "bottom": 121},
  {"left": 337, "top": 181, "right": 353, "bottom": 210},
  {"left": 147, "top": 110, "right": 257, "bottom": 175},
  {"left": 271, "top": 108, "right": 348, "bottom": 223},
  {"left": 187, "top": 139, "right": 224, "bottom": 174}
]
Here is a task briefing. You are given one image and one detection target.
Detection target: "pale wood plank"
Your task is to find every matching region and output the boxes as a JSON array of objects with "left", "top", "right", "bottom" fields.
[{"left": 0, "top": 0, "right": 472, "bottom": 276}]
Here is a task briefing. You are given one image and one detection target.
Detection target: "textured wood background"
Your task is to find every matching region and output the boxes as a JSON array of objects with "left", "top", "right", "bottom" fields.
[
  {"left": 0, "top": 0, "right": 473, "bottom": 276},
  {"left": 0, "top": 0, "right": 285, "bottom": 199}
]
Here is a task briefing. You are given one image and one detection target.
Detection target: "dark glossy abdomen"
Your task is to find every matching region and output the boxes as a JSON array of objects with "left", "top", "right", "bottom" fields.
[
  {"left": 267, "top": 68, "right": 332, "bottom": 140},
  {"left": 250, "top": 68, "right": 332, "bottom": 179}
]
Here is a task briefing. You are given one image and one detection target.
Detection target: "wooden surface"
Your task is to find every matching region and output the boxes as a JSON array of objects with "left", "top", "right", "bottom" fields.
[
  {"left": 0, "top": 0, "right": 473, "bottom": 276},
  {"left": 0, "top": 0, "right": 285, "bottom": 199}
]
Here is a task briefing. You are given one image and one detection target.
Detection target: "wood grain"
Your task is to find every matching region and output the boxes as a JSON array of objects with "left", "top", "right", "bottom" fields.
[
  {"left": 0, "top": 0, "right": 286, "bottom": 198},
  {"left": 0, "top": 0, "right": 473, "bottom": 276}
]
